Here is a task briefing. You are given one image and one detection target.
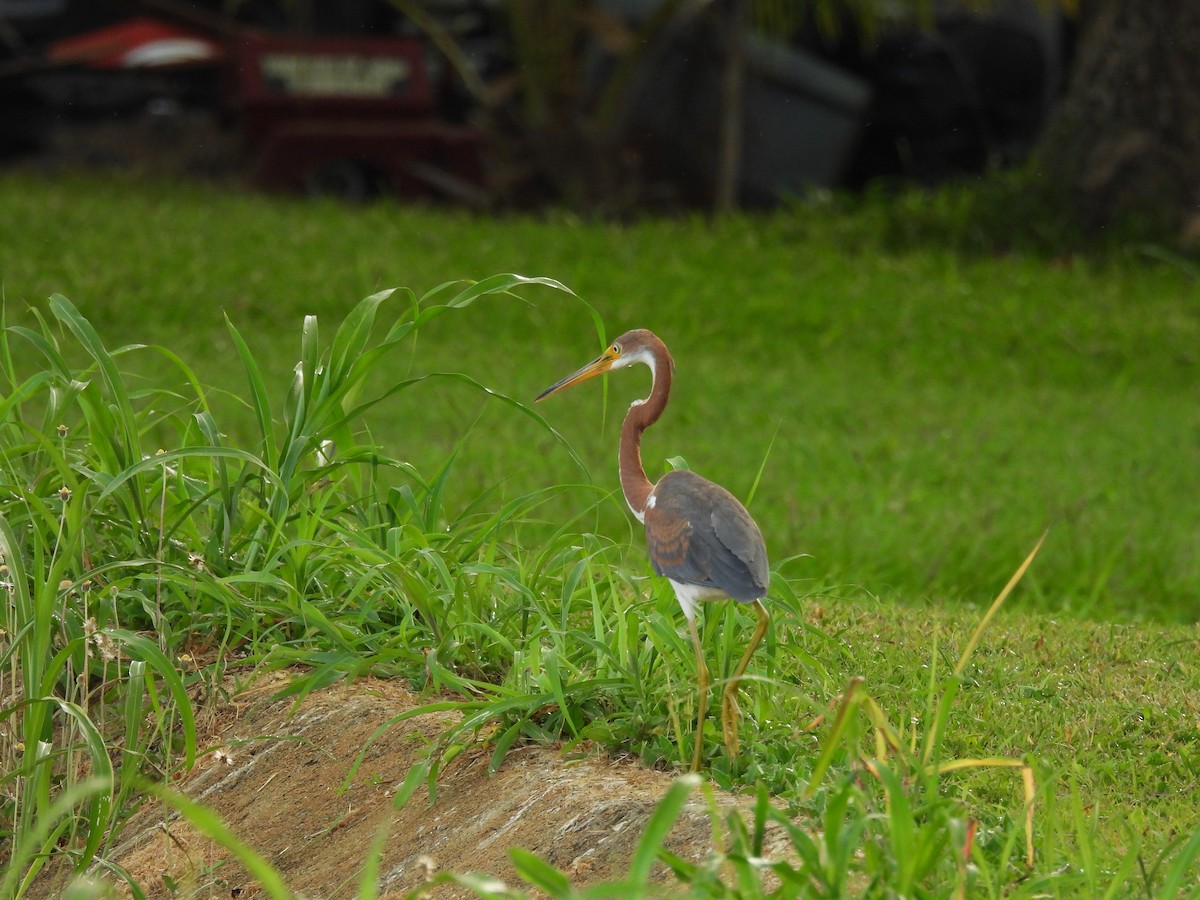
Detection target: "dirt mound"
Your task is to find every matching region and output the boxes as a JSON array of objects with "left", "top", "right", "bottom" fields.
[{"left": 39, "top": 676, "right": 789, "bottom": 898}]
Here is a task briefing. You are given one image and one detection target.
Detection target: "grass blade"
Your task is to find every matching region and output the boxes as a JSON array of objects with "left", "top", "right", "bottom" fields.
[
  {"left": 357, "top": 817, "right": 393, "bottom": 900},
  {"left": 0, "top": 776, "right": 111, "bottom": 900},
  {"left": 954, "top": 531, "right": 1047, "bottom": 676},
  {"left": 225, "top": 313, "right": 277, "bottom": 462},
  {"left": 509, "top": 848, "right": 575, "bottom": 898},
  {"left": 1156, "top": 822, "right": 1200, "bottom": 900},
  {"left": 47, "top": 293, "right": 143, "bottom": 468},
  {"left": 627, "top": 774, "right": 699, "bottom": 887},
  {"left": 148, "top": 784, "right": 295, "bottom": 900},
  {"left": 106, "top": 629, "right": 198, "bottom": 769}
]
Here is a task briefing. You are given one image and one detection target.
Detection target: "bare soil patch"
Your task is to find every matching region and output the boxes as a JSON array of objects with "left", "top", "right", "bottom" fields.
[{"left": 34, "top": 675, "right": 790, "bottom": 898}]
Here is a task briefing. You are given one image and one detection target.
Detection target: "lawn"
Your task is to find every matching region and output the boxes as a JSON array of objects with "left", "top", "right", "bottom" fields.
[
  {"left": 3, "top": 175, "right": 1198, "bottom": 623},
  {"left": 1, "top": 173, "right": 1198, "bottom": 896}
]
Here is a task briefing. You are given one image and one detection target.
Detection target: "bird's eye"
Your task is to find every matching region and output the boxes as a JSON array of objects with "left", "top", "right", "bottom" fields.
[{"left": 611, "top": 343, "right": 621, "bottom": 355}]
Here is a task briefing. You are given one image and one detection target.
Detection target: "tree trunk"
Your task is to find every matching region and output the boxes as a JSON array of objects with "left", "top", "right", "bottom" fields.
[
  {"left": 1034, "top": 0, "right": 1200, "bottom": 236},
  {"left": 713, "top": 0, "right": 746, "bottom": 214}
]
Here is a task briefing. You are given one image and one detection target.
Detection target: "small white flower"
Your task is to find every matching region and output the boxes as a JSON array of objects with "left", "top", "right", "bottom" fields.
[{"left": 92, "top": 630, "right": 119, "bottom": 662}]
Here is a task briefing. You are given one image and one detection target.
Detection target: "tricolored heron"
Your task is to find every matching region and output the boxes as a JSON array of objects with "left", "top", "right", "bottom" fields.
[{"left": 536, "top": 329, "right": 769, "bottom": 772}]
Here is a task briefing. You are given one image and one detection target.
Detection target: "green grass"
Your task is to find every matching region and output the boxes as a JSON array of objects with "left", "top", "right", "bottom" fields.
[
  {"left": 2, "top": 174, "right": 1196, "bottom": 623},
  {"left": 1, "top": 173, "right": 1199, "bottom": 897}
]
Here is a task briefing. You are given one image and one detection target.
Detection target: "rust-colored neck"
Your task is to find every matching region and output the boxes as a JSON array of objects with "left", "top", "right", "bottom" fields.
[{"left": 619, "top": 338, "right": 673, "bottom": 517}]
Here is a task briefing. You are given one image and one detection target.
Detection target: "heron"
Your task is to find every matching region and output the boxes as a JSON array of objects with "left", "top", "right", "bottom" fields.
[{"left": 536, "top": 329, "right": 769, "bottom": 772}]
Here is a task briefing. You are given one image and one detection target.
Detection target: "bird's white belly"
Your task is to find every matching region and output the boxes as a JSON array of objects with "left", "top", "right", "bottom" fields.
[{"left": 670, "top": 580, "right": 727, "bottom": 623}]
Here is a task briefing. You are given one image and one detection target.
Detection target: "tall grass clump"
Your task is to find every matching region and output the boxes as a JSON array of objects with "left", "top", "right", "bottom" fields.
[{"left": 0, "top": 275, "right": 603, "bottom": 894}]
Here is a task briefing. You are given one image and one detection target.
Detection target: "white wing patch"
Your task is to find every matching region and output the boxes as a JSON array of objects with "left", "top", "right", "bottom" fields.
[{"left": 670, "top": 580, "right": 726, "bottom": 623}]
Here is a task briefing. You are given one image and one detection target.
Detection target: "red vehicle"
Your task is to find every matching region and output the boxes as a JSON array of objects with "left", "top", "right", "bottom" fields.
[
  {"left": 43, "top": 13, "right": 487, "bottom": 202},
  {"left": 232, "top": 32, "right": 486, "bottom": 202}
]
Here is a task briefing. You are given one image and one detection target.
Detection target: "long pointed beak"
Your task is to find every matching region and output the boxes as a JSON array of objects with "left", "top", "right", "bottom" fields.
[{"left": 535, "top": 350, "right": 617, "bottom": 402}]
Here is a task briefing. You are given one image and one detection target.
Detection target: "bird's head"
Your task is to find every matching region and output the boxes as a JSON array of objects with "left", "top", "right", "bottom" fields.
[{"left": 536, "top": 329, "right": 661, "bottom": 402}]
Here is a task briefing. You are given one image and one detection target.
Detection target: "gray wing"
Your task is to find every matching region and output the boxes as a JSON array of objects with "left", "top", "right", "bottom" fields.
[{"left": 643, "top": 469, "right": 769, "bottom": 601}]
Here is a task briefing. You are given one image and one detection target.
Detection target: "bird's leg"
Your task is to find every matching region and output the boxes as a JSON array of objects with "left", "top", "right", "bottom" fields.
[
  {"left": 688, "top": 615, "right": 710, "bottom": 773},
  {"left": 721, "top": 600, "right": 770, "bottom": 761}
]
